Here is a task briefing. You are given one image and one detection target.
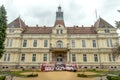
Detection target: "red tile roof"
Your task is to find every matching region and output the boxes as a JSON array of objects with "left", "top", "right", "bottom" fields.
[
  {"left": 22, "top": 26, "right": 96, "bottom": 34},
  {"left": 94, "top": 17, "right": 114, "bottom": 28},
  {"left": 8, "top": 17, "right": 27, "bottom": 29},
  {"left": 54, "top": 20, "right": 65, "bottom": 26},
  {"left": 22, "top": 27, "right": 52, "bottom": 34},
  {"left": 67, "top": 27, "right": 96, "bottom": 34}
]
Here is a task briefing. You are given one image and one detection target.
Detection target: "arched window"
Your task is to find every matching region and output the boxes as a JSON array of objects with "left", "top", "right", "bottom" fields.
[{"left": 56, "top": 40, "right": 63, "bottom": 48}]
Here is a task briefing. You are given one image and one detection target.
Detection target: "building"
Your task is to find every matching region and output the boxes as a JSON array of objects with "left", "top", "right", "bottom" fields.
[{"left": 0, "top": 6, "right": 120, "bottom": 69}]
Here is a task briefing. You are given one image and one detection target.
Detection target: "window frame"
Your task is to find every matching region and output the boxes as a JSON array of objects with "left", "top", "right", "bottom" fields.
[
  {"left": 71, "top": 40, "right": 75, "bottom": 48},
  {"left": 83, "top": 54, "right": 87, "bottom": 62},
  {"left": 93, "top": 40, "right": 97, "bottom": 48},
  {"left": 23, "top": 40, "right": 27, "bottom": 47},
  {"left": 33, "top": 40, "right": 37, "bottom": 47},
  {"left": 72, "top": 54, "right": 76, "bottom": 62},
  {"left": 32, "top": 54, "right": 36, "bottom": 62},
  {"left": 43, "top": 54, "right": 47, "bottom": 61},
  {"left": 94, "top": 54, "right": 98, "bottom": 62},
  {"left": 21, "top": 53, "right": 25, "bottom": 62},
  {"left": 82, "top": 40, "right": 86, "bottom": 48},
  {"left": 6, "top": 38, "right": 13, "bottom": 47},
  {"left": 44, "top": 40, "right": 48, "bottom": 47}
]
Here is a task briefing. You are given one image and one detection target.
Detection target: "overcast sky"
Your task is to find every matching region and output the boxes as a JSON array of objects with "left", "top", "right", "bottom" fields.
[{"left": 0, "top": 0, "right": 120, "bottom": 27}]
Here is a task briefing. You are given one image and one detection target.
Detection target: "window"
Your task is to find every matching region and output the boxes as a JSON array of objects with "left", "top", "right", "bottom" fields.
[
  {"left": 44, "top": 40, "right": 48, "bottom": 47},
  {"left": 112, "top": 55, "right": 115, "bottom": 61},
  {"left": 82, "top": 40, "right": 86, "bottom": 48},
  {"left": 9, "top": 28, "right": 14, "bottom": 33},
  {"left": 108, "top": 54, "right": 115, "bottom": 62},
  {"left": 106, "top": 39, "right": 109, "bottom": 47},
  {"left": 71, "top": 40, "right": 75, "bottom": 48},
  {"left": 94, "top": 54, "right": 98, "bottom": 62},
  {"left": 56, "top": 40, "right": 63, "bottom": 48},
  {"left": 106, "top": 39, "right": 113, "bottom": 47},
  {"left": 56, "top": 30, "right": 63, "bottom": 34},
  {"left": 93, "top": 40, "right": 96, "bottom": 47},
  {"left": 110, "top": 39, "right": 113, "bottom": 47},
  {"left": 43, "top": 54, "right": 47, "bottom": 61},
  {"left": 57, "top": 30, "right": 59, "bottom": 34},
  {"left": 4, "top": 54, "right": 10, "bottom": 62},
  {"left": 105, "top": 28, "right": 110, "bottom": 33},
  {"left": 72, "top": 54, "right": 76, "bottom": 62},
  {"left": 33, "top": 40, "right": 37, "bottom": 47},
  {"left": 23, "top": 40, "right": 27, "bottom": 47},
  {"left": 60, "top": 30, "right": 63, "bottom": 34},
  {"left": 4, "top": 54, "right": 7, "bottom": 61},
  {"left": 6, "top": 38, "right": 13, "bottom": 47},
  {"left": 7, "top": 54, "right": 10, "bottom": 61},
  {"left": 21, "top": 54, "right": 25, "bottom": 62},
  {"left": 83, "top": 54, "right": 87, "bottom": 62},
  {"left": 32, "top": 54, "right": 36, "bottom": 62},
  {"left": 108, "top": 54, "right": 112, "bottom": 62}
]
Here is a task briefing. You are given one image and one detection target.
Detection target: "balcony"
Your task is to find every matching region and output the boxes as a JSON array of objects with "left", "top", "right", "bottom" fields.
[{"left": 50, "top": 47, "right": 68, "bottom": 52}]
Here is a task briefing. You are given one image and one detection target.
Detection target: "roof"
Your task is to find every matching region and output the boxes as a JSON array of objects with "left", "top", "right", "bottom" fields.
[
  {"left": 94, "top": 17, "right": 114, "bottom": 28},
  {"left": 8, "top": 17, "right": 27, "bottom": 29},
  {"left": 22, "top": 27, "right": 52, "bottom": 34},
  {"left": 22, "top": 26, "right": 96, "bottom": 34},
  {"left": 54, "top": 20, "right": 65, "bottom": 26},
  {"left": 67, "top": 27, "right": 96, "bottom": 34}
]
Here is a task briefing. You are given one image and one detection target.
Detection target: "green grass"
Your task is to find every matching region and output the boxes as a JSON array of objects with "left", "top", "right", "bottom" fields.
[
  {"left": 0, "top": 70, "right": 39, "bottom": 77},
  {"left": 107, "top": 76, "right": 120, "bottom": 80},
  {"left": 77, "top": 69, "right": 106, "bottom": 78},
  {"left": 108, "top": 70, "right": 120, "bottom": 75},
  {"left": 87, "top": 69, "right": 108, "bottom": 74},
  {"left": 0, "top": 76, "right": 5, "bottom": 80}
]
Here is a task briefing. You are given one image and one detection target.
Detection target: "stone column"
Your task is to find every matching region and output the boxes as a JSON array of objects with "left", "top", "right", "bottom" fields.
[
  {"left": 50, "top": 52, "right": 52, "bottom": 62},
  {"left": 67, "top": 51, "right": 69, "bottom": 62}
]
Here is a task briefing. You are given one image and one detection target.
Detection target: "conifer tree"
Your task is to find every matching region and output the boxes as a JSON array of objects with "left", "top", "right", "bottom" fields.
[{"left": 0, "top": 5, "right": 7, "bottom": 58}]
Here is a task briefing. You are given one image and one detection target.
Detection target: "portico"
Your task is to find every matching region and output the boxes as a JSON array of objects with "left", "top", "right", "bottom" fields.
[{"left": 49, "top": 47, "right": 70, "bottom": 63}]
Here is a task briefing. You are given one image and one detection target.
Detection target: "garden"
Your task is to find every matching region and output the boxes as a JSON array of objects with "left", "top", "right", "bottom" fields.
[{"left": 0, "top": 69, "right": 120, "bottom": 80}]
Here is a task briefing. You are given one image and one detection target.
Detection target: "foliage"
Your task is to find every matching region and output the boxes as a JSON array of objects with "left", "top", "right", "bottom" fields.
[
  {"left": 112, "top": 43, "right": 120, "bottom": 57},
  {"left": 107, "top": 76, "right": 120, "bottom": 80},
  {"left": 115, "top": 21, "right": 120, "bottom": 29},
  {"left": 0, "top": 5, "right": 7, "bottom": 58},
  {"left": 87, "top": 69, "right": 107, "bottom": 74},
  {"left": 0, "top": 76, "right": 5, "bottom": 80},
  {"left": 0, "top": 70, "right": 39, "bottom": 77},
  {"left": 26, "top": 74, "right": 38, "bottom": 77},
  {"left": 108, "top": 70, "right": 120, "bottom": 75},
  {"left": 77, "top": 73, "right": 87, "bottom": 77}
]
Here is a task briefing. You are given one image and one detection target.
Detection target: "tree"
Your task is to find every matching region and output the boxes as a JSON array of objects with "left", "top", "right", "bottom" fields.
[
  {"left": 112, "top": 10, "right": 120, "bottom": 57},
  {"left": 0, "top": 5, "right": 7, "bottom": 58},
  {"left": 112, "top": 43, "right": 120, "bottom": 57},
  {"left": 115, "top": 21, "right": 120, "bottom": 29},
  {"left": 115, "top": 10, "right": 120, "bottom": 29}
]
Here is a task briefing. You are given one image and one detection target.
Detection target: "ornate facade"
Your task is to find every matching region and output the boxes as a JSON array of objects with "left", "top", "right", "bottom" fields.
[{"left": 0, "top": 6, "right": 119, "bottom": 69}]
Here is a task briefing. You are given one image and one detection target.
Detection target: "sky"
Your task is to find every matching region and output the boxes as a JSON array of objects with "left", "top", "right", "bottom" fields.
[{"left": 0, "top": 0, "right": 120, "bottom": 27}]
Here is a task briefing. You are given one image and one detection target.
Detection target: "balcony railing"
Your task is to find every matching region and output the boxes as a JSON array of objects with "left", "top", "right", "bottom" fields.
[{"left": 50, "top": 46, "right": 69, "bottom": 52}]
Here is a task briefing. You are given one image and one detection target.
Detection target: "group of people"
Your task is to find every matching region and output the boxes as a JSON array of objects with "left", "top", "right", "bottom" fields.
[{"left": 41, "top": 63, "right": 77, "bottom": 72}]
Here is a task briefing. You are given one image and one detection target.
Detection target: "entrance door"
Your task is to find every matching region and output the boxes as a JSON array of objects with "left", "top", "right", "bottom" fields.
[{"left": 56, "top": 54, "right": 63, "bottom": 63}]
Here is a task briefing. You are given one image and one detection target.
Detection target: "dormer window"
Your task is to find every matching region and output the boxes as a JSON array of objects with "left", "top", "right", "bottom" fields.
[
  {"left": 105, "top": 28, "right": 110, "bottom": 33},
  {"left": 56, "top": 29, "right": 63, "bottom": 34},
  {"left": 9, "top": 28, "right": 14, "bottom": 33}
]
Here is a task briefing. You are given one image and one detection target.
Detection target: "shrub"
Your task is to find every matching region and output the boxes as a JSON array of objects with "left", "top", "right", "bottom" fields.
[
  {"left": 27, "top": 74, "right": 38, "bottom": 77},
  {"left": 92, "top": 69, "right": 96, "bottom": 71},
  {"left": 77, "top": 73, "right": 87, "bottom": 77},
  {"left": 0, "top": 76, "right": 5, "bottom": 80},
  {"left": 107, "top": 76, "right": 120, "bottom": 80}
]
